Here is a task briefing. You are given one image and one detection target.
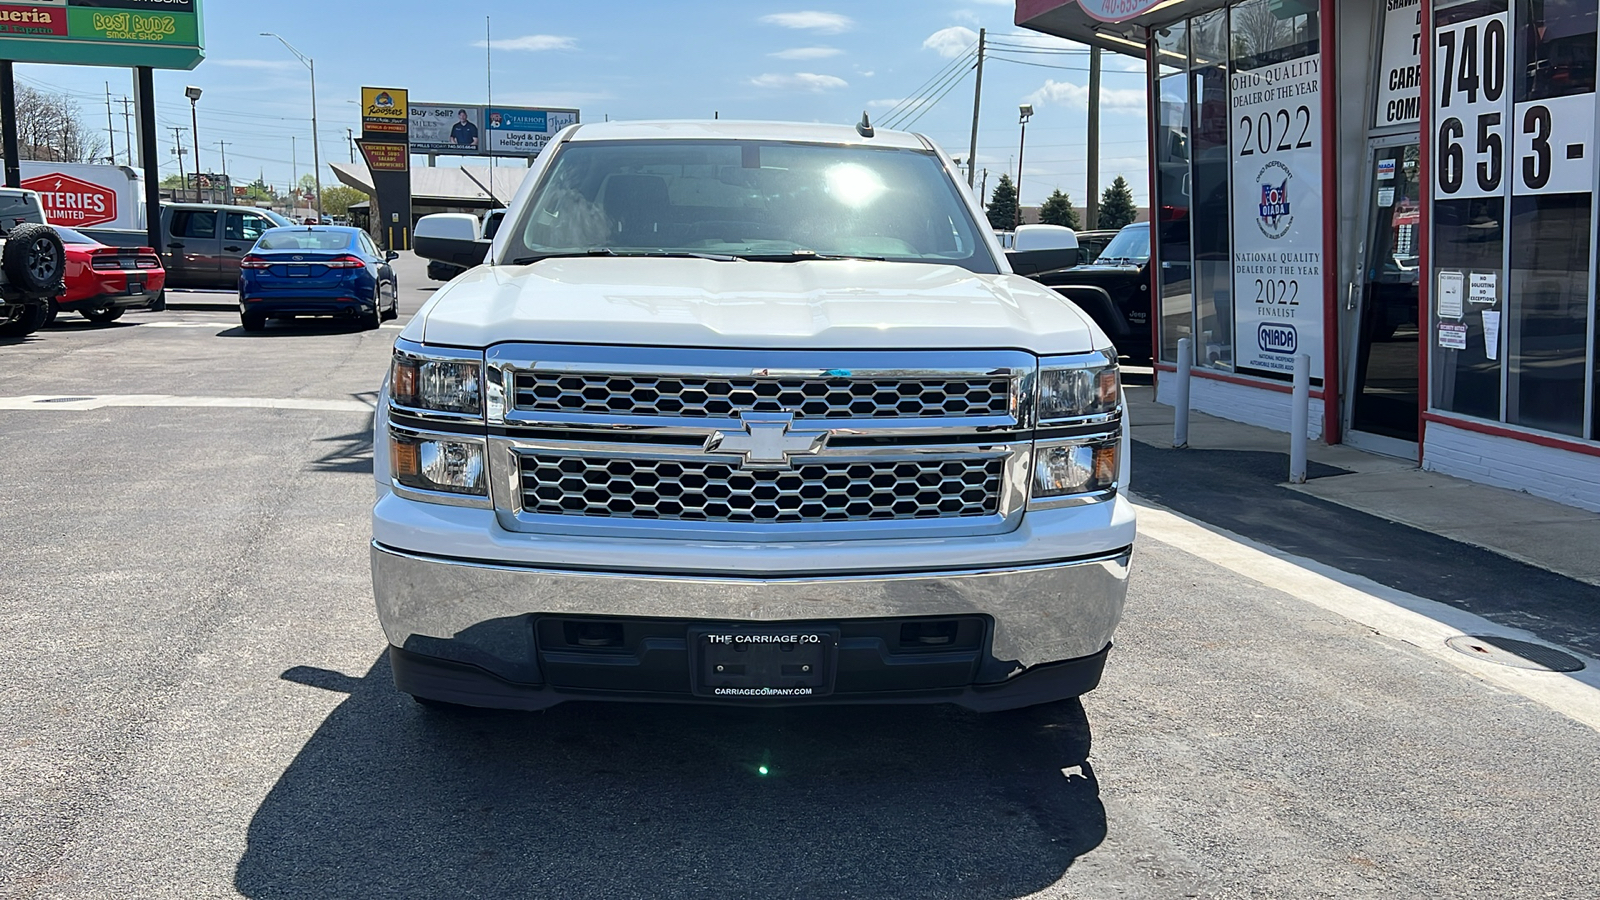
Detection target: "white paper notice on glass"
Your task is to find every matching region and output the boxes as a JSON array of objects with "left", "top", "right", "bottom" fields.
[
  {"left": 1482, "top": 309, "right": 1501, "bottom": 360},
  {"left": 1437, "top": 271, "right": 1465, "bottom": 319},
  {"left": 1378, "top": 187, "right": 1396, "bottom": 207},
  {"left": 1469, "top": 272, "right": 1497, "bottom": 305},
  {"left": 1438, "top": 322, "right": 1469, "bottom": 350}
]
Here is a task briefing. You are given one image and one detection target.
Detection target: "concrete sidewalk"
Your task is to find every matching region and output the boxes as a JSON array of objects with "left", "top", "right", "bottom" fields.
[{"left": 1126, "top": 384, "right": 1600, "bottom": 587}]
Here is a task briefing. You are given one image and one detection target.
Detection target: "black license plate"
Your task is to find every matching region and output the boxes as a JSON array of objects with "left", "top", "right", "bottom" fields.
[
  {"left": 287, "top": 264, "right": 310, "bottom": 277},
  {"left": 690, "top": 626, "right": 838, "bottom": 699},
  {"left": 125, "top": 277, "right": 144, "bottom": 295}
]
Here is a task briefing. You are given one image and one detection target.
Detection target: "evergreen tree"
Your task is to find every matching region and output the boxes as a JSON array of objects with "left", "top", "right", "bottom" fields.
[
  {"left": 1099, "top": 175, "right": 1138, "bottom": 230},
  {"left": 1038, "top": 188, "right": 1080, "bottom": 229},
  {"left": 986, "top": 173, "right": 1018, "bottom": 231}
]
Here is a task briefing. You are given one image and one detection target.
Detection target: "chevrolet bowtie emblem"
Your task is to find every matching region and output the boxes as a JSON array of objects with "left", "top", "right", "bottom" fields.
[{"left": 705, "top": 412, "right": 827, "bottom": 469}]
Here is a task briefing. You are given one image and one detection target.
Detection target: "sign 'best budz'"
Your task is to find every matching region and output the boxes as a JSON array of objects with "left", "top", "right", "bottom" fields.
[
  {"left": 0, "top": 0, "right": 203, "bottom": 70},
  {"left": 1230, "top": 53, "right": 1324, "bottom": 378}
]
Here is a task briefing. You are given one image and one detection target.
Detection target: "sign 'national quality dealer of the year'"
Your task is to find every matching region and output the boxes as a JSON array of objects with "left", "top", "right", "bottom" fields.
[{"left": 1230, "top": 52, "right": 1325, "bottom": 378}]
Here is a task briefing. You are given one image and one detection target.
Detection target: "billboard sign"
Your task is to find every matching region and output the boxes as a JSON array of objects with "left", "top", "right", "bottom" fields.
[
  {"left": 410, "top": 103, "right": 483, "bottom": 155},
  {"left": 0, "top": 0, "right": 203, "bottom": 70},
  {"left": 486, "top": 107, "right": 578, "bottom": 156},
  {"left": 362, "top": 87, "right": 408, "bottom": 136}
]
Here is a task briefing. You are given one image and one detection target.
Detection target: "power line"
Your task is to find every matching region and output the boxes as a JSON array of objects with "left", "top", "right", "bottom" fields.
[
  {"left": 884, "top": 53, "right": 976, "bottom": 129},
  {"left": 879, "top": 44, "right": 976, "bottom": 124},
  {"left": 898, "top": 66, "right": 973, "bottom": 130}
]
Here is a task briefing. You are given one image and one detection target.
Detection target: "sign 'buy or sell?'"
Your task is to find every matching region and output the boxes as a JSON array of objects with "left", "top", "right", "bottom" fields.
[{"left": 22, "top": 172, "right": 117, "bottom": 228}]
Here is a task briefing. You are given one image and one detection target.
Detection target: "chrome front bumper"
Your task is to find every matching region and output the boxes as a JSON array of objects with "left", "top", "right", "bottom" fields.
[{"left": 371, "top": 542, "right": 1131, "bottom": 681}]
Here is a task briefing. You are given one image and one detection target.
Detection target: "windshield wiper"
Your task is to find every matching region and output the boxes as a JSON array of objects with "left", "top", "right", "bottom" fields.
[
  {"left": 509, "top": 248, "right": 739, "bottom": 264},
  {"left": 733, "top": 250, "right": 887, "bottom": 262}
]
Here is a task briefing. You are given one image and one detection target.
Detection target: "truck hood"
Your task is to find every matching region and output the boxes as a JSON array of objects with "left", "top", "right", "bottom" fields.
[{"left": 409, "top": 258, "right": 1106, "bottom": 354}]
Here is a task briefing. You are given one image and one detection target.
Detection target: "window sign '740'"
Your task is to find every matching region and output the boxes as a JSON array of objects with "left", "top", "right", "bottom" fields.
[{"left": 1435, "top": 10, "right": 1594, "bottom": 198}]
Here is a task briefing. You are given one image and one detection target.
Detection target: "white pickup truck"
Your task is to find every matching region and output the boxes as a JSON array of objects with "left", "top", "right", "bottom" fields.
[{"left": 377, "top": 120, "right": 1134, "bottom": 712}]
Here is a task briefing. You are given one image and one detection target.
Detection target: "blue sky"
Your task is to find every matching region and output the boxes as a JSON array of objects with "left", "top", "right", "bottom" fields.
[{"left": 24, "top": 1, "right": 1151, "bottom": 207}]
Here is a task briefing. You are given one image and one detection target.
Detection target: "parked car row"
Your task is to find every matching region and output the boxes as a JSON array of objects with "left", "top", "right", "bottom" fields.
[{"left": 1, "top": 190, "right": 399, "bottom": 339}]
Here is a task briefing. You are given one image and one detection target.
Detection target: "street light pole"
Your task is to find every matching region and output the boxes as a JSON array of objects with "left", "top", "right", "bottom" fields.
[
  {"left": 1016, "top": 104, "right": 1033, "bottom": 230},
  {"left": 262, "top": 32, "right": 323, "bottom": 220},
  {"left": 185, "top": 86, "right": 202, "bottom": 201}
]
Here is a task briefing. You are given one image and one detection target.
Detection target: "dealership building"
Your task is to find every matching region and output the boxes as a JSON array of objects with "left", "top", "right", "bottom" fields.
[{"left": 1017, "top": 0, "right": 1599, "bottom": 510}]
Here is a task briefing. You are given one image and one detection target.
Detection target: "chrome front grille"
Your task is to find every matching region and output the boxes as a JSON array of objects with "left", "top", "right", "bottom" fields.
[
  {"left": 519, "top": 453, "right": 1005, "bottom": 524},
  {"left": 486, "top": 345, "right": 1038, "bottom": 540},
  {"left": 512, "top": 372, "right": 1013, "bottom": 420}
]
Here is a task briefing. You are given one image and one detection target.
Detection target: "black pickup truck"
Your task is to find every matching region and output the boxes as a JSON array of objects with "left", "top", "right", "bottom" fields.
[{"left": 82, "top": 203, "right": 295, "bottom": 290}]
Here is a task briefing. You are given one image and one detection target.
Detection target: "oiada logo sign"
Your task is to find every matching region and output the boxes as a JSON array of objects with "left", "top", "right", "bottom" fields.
[{"left": 21, "top": 174, "right": 117, "bottom": 228}]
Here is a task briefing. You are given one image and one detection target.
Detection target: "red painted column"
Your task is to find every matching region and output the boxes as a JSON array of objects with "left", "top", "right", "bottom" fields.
[
  {"left": 1320, "top": 0, "right": 1342, "bottom": 445},
  {"left": 1416, "top": 0, "right": 1434, "bottom": 463}
]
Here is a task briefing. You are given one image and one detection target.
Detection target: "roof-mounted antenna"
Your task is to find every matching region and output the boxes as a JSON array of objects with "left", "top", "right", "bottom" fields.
[{"left": 856, "top": 111, "right": 874, "bottom": 139}]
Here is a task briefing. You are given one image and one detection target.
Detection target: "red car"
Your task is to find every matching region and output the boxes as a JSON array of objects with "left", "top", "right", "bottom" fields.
[{"left": 47, "top": 227, "right": 165, "bottom": 325}]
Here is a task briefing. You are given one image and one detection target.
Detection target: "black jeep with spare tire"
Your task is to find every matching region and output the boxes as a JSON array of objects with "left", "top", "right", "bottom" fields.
[{"left": 0, "top": 188, "right": 66, "bottom": 339}]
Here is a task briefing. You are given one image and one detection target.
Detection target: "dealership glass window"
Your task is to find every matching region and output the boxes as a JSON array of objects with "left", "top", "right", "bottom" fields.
[
  {"left": 1430, "top": 197, "right": 1505, "bottom": 420},
  {"left": 1191, "top": 63, "right": 1233, "bottom": 369},
  {"left": 1154, "top": 70, "right": 1192, "bottom": 363},
  {"left": 1156, "top": 20, "right": 1188, "bottom": 76},
  {"left": 1506, "top": 195, "right": 1590, "bottom": 435},
  {"left": 1191, "top": 9, "right": 1229, "bottom": 68}
]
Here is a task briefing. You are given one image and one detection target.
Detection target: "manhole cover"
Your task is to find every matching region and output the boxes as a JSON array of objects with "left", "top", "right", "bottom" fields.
[
  {"left": 35, "top": 396, "right": 92, "bottom": 403},
  {"left": 1445, "top": 635, "right": 1586, "bottom": 672}
]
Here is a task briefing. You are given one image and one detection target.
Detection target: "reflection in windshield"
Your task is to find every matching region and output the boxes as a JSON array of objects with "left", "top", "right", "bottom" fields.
[{"left": 506, "top": 140, "right": 996, "bottom": 273}]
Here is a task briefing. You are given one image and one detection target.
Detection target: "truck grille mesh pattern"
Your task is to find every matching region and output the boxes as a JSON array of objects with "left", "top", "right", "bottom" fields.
[
  {"left": 519, "top": 454, "right": 1004, "bottom": 523},
  {"left": 513, "top": 373, "right": 1012, "bottom": 420}
]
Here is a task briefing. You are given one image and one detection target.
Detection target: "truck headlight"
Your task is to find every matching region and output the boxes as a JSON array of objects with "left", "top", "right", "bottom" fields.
[
  {"left": 391, "top": 350, "right": 482, "bottom": 416},
  {"left": 1036, "top": 350, "right": 1119, "bottom": 423},
  {"left": 1032, "top": 439, "right": 1119, "bottom": 499},
  {"left": 391, "top": 430, "right": 487, "bottom": 495}
]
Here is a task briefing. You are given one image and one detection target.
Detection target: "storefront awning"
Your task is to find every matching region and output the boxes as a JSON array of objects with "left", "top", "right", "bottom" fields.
[{"left": 1015, "top": 0, "right": 1225, "bottom": 54}]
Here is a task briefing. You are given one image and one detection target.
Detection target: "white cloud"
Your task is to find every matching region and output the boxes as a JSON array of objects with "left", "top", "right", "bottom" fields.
[
  {"left": 475, "top": 34, "right": 577, "bottom": 52},
  {"left": 750, "top": 72, "right": 849, "bottom": 92},
  {"left": 760, "top": 11, "right": 853, "bottom": 34},
  {"left": 210, "top": 59, "right": 297, "bottom": 70},
  {"left": 1028, "top": 79, "right": 1146, "bottom": 111},
  {"left": 770, "top": 46, "right": 842, "bottom": 60},
  {"left": 923, "top": 26, "right": 978, "bottom": 58}
]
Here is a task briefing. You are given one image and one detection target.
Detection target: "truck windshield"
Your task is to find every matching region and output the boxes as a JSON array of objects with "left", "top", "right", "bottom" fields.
[
  {"left": 1096, "top": 224, "right": 1150, "bottom": 265},
  {"left": 506, "top": 139, "right": 997, "bottom": 273}
]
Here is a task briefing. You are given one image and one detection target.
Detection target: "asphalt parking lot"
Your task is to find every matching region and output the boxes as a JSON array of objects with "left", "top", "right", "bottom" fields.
[{"left": 5, "top": 253, "right": 1600, "bottom": 899}]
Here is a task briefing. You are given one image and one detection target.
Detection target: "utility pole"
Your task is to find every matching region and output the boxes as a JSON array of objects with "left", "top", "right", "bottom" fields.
[
  {"left": 105, "top": 82, "right": 116, "bottom": 165},
  {"left": 966, "top": 27, "right": 985, "bottom": 188},
  {"left": 171, "top": 126, "right": 188, "bottom": 200},
  {"left": 346, "top": 127, "right": 354, "bottom": 163},
  {"left": 1086, "top": 45, "right": 1102, "bottom": 230},
  {"left": 118, "top": 97, "right": 134, "bottom": 167},
  {"left": 216, "top": 140, "right": 230, "bottom": 201},
  {"left": 290, "top": 135, "right": 298, "bottom": 211}
]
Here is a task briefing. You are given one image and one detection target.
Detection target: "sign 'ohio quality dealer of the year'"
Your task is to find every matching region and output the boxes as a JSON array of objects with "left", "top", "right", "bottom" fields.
[{"left": 1230, "top": 52, "right": 1324, "bottom": 377}]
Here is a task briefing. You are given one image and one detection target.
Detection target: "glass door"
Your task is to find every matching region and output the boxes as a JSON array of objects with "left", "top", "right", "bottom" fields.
[{"left": 1347, "top": 141, "right": 1423, "bottom": 448}]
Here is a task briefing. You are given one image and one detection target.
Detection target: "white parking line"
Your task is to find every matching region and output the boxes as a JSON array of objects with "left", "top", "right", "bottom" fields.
[
  {"left": 1134, "top": 500, "right": 1600, "bottom": 734},
  {"left": 0, "top": 394, "right": 373, "bottom": 413}
]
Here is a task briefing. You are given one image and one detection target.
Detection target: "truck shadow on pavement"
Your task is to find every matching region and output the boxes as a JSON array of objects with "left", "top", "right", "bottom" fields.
[{"left": 236, "top": 655, "right": 1106, "bottom": 899}]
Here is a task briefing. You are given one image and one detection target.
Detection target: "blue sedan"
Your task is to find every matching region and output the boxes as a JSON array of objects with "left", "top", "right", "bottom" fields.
[{"left": 237, "top": 226, "right": 399, "bottom": 332}]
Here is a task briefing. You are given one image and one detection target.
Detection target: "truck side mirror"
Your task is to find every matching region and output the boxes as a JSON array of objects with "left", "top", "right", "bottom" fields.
[{"left": 414, "top": 213, "right": 491, "bottom": 268}]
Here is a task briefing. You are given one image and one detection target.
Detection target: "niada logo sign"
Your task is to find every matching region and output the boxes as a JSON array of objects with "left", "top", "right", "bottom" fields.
[
  {"left": 1255, "top": 160, "right": 1295, "bottom": 239},
  {"left": 1258, "top": 322, "right": 1298, "bottom": 355}
]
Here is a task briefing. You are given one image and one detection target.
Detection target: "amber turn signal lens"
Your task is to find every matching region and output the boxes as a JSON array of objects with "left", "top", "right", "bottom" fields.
[
  {"left": 1093, "top": 444, "right": 1118, "bottom": 484},
  {"left": 391, "top": 439, "right": 419, "bottom": 478}
]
